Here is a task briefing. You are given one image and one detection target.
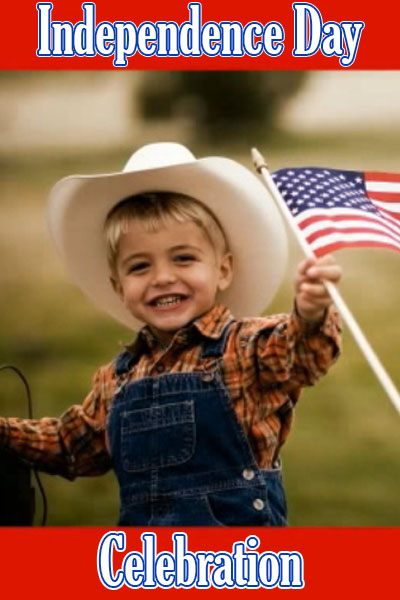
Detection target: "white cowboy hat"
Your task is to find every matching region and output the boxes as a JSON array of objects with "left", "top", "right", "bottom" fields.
[{"left": 47, "top": 142, "right": 288, "bottom": 330}]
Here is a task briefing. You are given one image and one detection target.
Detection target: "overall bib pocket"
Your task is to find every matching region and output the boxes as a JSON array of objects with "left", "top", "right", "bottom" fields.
[{"left": 120, "top": 400, "right": 196, "bottom": 472}]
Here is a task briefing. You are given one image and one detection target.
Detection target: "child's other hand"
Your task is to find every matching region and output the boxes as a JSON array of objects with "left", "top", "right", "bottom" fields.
[{"left": 295, "top": 255, "right": 342, "bottom": 322}]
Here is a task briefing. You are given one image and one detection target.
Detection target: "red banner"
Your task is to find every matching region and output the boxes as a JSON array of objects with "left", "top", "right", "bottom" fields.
[
  {"left": 0, "top": 527, "right": 397, "bottom": 596},
  {"left": 1, "top": 0, "right": 399, "bottom": 69}
]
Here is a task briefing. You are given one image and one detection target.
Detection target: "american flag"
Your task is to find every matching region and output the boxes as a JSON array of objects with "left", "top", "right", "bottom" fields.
[{"left": 271, "top": 167, "right": 400, "bottom": 257}]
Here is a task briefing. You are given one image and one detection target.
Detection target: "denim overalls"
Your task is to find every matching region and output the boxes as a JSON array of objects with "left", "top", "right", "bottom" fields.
[{"left": 108, "top": 323, "right": 287, "bottom": 527}]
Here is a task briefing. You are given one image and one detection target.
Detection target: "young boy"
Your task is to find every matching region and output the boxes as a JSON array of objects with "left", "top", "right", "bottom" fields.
[{"left": 0, "top": 143, "right": 342, "bottom": 526}]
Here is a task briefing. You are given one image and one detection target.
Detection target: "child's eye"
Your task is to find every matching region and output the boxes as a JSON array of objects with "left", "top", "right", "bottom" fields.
[
  {"left": 128, "top": 262, "right": 149, "bottom": 273},
  {"left": 174, "top": 254, "right": 196, "bottom": 263}
]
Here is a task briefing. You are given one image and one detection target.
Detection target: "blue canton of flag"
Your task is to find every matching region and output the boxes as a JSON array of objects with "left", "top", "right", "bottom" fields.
[{"left": 271, "top": 167, "right": 400, "bottom": 256}]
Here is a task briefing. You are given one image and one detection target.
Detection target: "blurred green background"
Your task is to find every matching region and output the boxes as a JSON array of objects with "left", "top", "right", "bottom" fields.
[{"left": 1, "top": 71, "right": 400, "bottom": 526}]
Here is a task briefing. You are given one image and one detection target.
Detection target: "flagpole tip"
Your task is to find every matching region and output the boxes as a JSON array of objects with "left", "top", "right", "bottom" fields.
[{"left": 251, "top": 147, "right": 268, "bottom": 173}]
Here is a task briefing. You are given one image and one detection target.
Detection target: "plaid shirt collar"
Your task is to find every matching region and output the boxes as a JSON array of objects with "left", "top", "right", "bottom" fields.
[{"left": 128, "top": 303, "right": 234, "bottom": 356}]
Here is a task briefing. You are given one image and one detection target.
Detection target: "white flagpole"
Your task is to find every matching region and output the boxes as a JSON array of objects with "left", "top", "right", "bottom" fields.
[{"left": 251, "top": 147, "right": 400, "bottom": 415}]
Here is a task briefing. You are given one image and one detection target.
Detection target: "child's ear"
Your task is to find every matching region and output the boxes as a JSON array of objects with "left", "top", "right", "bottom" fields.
[
  {"left": 217, "top": 252, "right": 233, "bottom": 292},
  {"left": 110, "top": 276, "right": 124, "bottom": 301}
]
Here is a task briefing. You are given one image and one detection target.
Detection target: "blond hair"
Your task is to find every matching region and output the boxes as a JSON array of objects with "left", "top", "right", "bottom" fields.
[{"left": 104, "top": 192, "right": 228, "bottom": 274}]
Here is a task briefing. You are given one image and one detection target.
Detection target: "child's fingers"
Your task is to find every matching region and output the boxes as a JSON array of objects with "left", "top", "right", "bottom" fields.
[
  {"left": 297, "top": 295, "right": 332, "bottom": 312},
  {"left": 299, "top": 281, "right": 329, "bottom": 298},
  {"left": 297, "top": 254, "right": 342, "bottom": 284},
  {"left": 306, "top": 264, "right": 342, "bottom": 283},
  {"left": 296, "top": 292, "right": 332, "bottom": 318},
  {"left": 297, "top": 257, "right": 318, "bottom": 276},
  {"left": 295, "top": 255, "right": 340, "bottom": 319}
]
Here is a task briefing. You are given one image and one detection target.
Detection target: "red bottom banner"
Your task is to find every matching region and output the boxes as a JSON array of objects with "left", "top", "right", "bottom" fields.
[{"left": 0, "top": 527, "right": 396, "bottom": 596}]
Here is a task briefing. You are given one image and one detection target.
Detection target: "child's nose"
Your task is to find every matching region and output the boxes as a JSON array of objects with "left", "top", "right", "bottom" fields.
[{"left": 151, "top": 264, "right": 177, "bottom": 286}]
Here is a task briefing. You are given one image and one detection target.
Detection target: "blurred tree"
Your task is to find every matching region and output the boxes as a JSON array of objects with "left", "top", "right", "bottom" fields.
[{"left": 137, "top": 72, "right": 307, "bottom": 143}]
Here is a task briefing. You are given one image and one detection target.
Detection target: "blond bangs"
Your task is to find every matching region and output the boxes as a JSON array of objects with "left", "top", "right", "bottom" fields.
[{"left": 104, "top": 192, "right": 228, "bottom": 274}]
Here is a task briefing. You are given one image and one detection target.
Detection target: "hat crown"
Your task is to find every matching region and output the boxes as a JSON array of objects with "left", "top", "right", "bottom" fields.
[{"left": 123, "top": 142, "right": 196, "bottom": 173}]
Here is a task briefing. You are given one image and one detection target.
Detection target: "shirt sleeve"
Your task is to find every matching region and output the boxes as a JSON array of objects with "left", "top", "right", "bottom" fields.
[
  {"left": 253, "top": 304, "right": 342, "bottom": 392},
  {"left": 0, "top": 364, "right": 114, "bottom": 480}
]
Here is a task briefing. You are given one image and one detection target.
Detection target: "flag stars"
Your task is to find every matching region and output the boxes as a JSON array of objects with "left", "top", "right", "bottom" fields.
[{"left": 272, "top": 168, "right": 400, "bottom": 253}]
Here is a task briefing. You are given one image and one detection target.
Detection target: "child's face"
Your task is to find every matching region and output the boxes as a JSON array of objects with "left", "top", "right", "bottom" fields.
[{"left": 111, "top": 219, "right": 233, "bottom": 345}]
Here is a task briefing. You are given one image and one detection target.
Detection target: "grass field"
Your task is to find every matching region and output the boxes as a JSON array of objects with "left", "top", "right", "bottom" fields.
[{"left": 1, "top": 131, "right": 400, "bottom": 525}]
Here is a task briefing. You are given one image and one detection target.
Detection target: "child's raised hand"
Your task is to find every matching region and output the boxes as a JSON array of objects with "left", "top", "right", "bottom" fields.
[{"left": 295, "top": 255, "right": 342, "bottom": 322}]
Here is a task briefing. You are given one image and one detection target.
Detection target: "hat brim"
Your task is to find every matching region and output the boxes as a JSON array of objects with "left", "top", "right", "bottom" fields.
[{"left": 48, "top": 155, "right": 288, "bottom": 330}]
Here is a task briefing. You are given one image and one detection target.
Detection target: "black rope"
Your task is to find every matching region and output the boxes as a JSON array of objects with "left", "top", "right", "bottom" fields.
[{"left": 0, "top": 364, "right": 48, "bottom": 526}]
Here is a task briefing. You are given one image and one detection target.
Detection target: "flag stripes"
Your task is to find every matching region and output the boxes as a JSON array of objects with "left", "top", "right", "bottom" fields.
[{"left": 272, "top": 167, "right": 400, "bottom": 256}]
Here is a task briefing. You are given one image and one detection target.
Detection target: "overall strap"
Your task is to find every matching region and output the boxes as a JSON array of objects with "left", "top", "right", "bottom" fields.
[
  {"left": 200, "top": 320, "right": 235, "bottom": 359},
  {"left": 114, "top": 350, "right": 137, "bottom": 377}
]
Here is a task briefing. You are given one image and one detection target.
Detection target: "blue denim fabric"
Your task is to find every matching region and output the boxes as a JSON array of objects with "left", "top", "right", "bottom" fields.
[{"left": 108, "top": 325, "right": 287, "bottom": 527}]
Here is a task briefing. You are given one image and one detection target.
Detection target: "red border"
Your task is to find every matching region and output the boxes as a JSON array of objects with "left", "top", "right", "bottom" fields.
[
  {"left": 2, "top": 527, "right": 398, "bottom": 596},
  {"left": 2, "top": 1, "right": 400, "bottom": 597},
  {"left": 1, "top": 0, "right": 399, "bottom": 69}
]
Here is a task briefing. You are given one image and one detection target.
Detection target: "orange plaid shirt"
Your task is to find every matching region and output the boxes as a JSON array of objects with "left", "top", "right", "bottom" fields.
[{"left": 0, "top": 303, "right": 341, "bottom": 479}]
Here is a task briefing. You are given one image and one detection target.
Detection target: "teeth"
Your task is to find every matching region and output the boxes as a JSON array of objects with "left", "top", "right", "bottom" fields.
[{"left": 153, "top": 295, "right": 184, "bottom": 307}]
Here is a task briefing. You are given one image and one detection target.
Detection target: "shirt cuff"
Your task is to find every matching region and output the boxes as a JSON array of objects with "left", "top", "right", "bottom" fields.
[
  {"left": 0, "top": 418, "right": 10, "bottom": 448},
  {"left": 292, "top": 301, "right": 341, "bottom": 337}
]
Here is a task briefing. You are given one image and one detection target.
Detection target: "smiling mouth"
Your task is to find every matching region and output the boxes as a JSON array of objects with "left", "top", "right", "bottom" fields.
[{"left": 149, "top": 294, "right": 189, "bottom": 308}]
